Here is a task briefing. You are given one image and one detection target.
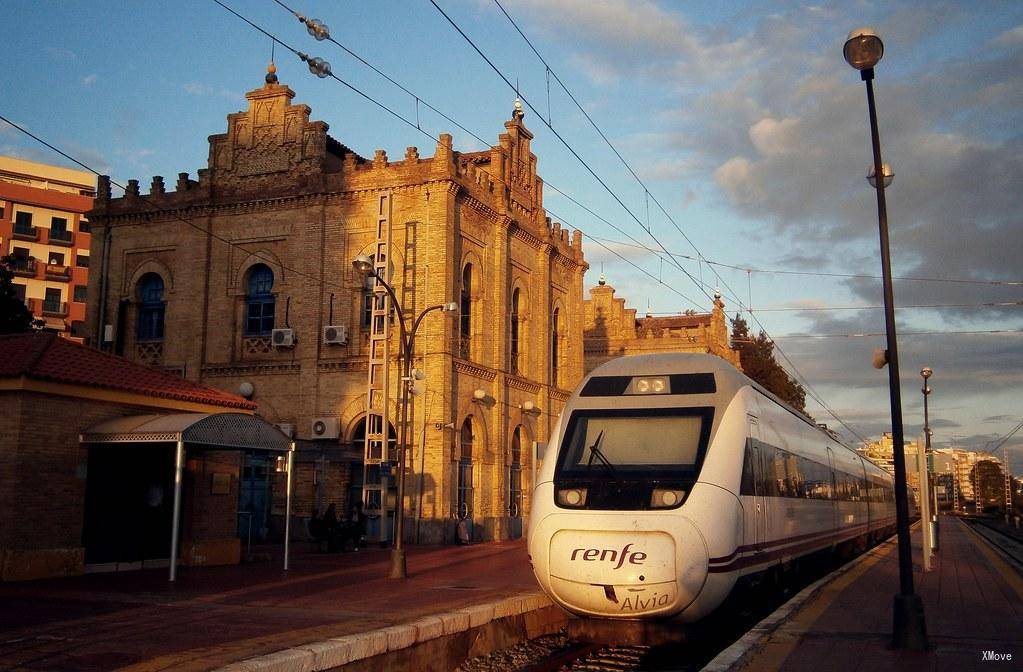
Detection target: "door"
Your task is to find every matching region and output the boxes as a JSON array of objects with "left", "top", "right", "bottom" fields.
[
  {"left": 508, "top": 464, "right": 522, "bottom": 539},
  {"left": 83, "top": 444, "right": 174, "bottom": 567},
  {"left": 748, "top": 416, "right": 767, "bottom": 551},
  {"left": 457, "top": 457, "right": 474, "bottom": 540}
]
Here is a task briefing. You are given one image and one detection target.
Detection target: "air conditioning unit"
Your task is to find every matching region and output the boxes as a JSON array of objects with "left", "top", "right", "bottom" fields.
[
  {"left": 323, "top": 324, "right": 348, "bottom": 345},
  {"left": 275, "top": 423, "right": 294, "bottom": 438},
  {"left": 271, "top": 328, "right": 295, "bottom": 348},
  {"left": 310, "top": 417, "right": 340, "bottom": 440}
]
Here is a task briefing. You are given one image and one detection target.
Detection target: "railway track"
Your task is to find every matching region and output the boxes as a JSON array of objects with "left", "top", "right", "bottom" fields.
[
  {"left": 462, "top": 548, "right": 852, "bottom": 672},
  {"left": 963, "top": 517, "right": 1023, "bottom": 570}
]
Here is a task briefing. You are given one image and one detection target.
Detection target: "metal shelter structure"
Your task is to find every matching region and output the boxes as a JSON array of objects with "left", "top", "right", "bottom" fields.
[{"left": 79, "top": 412, "right": 295, "bottom": 581}]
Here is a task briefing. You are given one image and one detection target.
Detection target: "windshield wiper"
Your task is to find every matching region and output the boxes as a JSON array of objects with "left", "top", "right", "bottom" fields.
[{"left": 586, "top": 430, "right": 619, "bottom": 481}]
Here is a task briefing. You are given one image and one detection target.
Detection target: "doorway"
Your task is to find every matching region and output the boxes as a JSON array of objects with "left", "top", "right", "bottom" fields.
[{"left": 82, "top": 444, "right": 175, "bottom": 568}]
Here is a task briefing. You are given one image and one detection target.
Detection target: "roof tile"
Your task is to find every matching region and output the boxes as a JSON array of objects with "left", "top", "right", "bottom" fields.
[{"left": 0, "top": 333, "right": 256, "bottom": 410}]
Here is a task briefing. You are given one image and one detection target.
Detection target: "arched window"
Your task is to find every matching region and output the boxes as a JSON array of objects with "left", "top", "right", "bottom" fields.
[
  {"left": 136, "top": 273, "right": 165, "bottom": 342},
  {"left": 245, "top": 264, "right": 275, "bottom": 336},
  {"left": 457, "top": 417, "right": 474, "bottom": 520},
  {"left": 551, "top": 307, "right": 560, "bottom": 387},
  {"left": 509, "top": 426, "right": 523, "bottom": 519},
  {"left": 510, "top": 287, "right": 521, "bottom": 374},
  {"left": 460, "top": 264, "right": 472, "bottom": 359}
]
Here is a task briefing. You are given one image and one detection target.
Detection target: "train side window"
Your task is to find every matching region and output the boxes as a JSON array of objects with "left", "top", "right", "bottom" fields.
[{"left": 740, "top": 440, "right": 756, "bottom": 496}]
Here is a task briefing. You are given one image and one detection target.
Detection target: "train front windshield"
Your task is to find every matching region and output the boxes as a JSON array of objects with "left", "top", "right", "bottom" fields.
[{"left": 557, "top": 407, "right": 713, "bottom": 477}]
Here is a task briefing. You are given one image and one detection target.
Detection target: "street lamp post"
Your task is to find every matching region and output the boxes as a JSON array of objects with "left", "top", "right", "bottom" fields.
[
  {"left": 352, "top": 255, "right": 457, "bottom": 579},
  {"left": 921, "top": 368, "right": 939, "bottom": 551},
  {"left": 844, "top": 27, "right": 929, "bottom": 650}
]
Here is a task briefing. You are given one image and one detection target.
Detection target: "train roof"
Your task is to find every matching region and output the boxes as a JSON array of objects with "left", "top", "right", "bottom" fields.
[
  {"left": 581, "top": 354, "right": 889, "bottom": 481},
  {"left": 585, "top": 353, "right": 846, "bottom": 445}
]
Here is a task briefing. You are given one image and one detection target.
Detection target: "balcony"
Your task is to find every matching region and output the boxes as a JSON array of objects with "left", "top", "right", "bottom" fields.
[
  {"left": 12, "top": 224, "right": 39, "bottom": 242},
  {"left": 42, "top": 300, "right": 68, "bottom": 317},
  {"left": 44, "top": 264, "right": 71, "bottom": 282},
  {"left": 22, "top": 297, "right": 38, "bottom": 313},
  {"left": 9, "top": 258, "right": 38, "bottom": 278},
  {"left": 49, "top": 228, "right": 74, "bottom": 247}
]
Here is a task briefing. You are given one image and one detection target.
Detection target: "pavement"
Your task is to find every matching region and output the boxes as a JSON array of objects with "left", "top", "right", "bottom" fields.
[
  {"left": 4, "top": 517, "right": 1020, "bottom": 672},
  {"left": 0, "top": 540, "right": 553, "bottom": 671},
  {"left": 710, "top": 515, "right": 1023, "bottom": 672}
]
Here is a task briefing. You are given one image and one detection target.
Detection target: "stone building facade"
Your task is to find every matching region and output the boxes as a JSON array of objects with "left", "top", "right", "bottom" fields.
[
  {"left": 582, "top": 277, "right": 740, "bottom": 375},
  {"left": 85, "top": 72, "right": 588, "bottom": 544}
]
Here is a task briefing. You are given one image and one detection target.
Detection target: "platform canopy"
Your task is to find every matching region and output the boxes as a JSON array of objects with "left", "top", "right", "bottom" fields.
[
  {"left": 80, "top": 412, "right": 291, "bottom": 452},
  {"left": 79, "top": 412, "right": 295, "bottom": 582}
]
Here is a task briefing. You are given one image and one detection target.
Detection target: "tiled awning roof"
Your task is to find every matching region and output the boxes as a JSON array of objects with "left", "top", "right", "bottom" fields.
[{"left": 0, "top": 332, "right": 256, "bottom": 410}]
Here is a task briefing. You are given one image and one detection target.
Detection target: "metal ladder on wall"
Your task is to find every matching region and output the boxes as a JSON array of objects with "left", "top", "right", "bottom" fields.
[{"left": 362, "top": 191, "right": 393, "bottom": 544}]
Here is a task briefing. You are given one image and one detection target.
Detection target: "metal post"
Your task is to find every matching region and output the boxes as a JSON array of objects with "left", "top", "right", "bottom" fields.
[
  {"left": 169, "top": 438, "right": 185, "bottom": 582},
  {"left": 862, "top": 68, "right": 928, "bottom": 650},
  {"left": 917, "top": 437, "right": 932, "bottom": 571},
  {"left": 284, "top": 443, "right": 294, "bottom": 572},
  {"left": 391, "top": 345, "right": 412, "bottom": 579}
]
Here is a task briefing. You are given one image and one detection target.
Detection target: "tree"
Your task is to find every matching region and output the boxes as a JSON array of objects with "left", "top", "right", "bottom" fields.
[
  {"left": 971, "top": 460, "right": 1005, "bottom": 512},
  {"left": 0, "top": 255, "right": 34, "bottom": 334},
  {"left": 731, "top": 313, "right": 808, "bottom": 415}
]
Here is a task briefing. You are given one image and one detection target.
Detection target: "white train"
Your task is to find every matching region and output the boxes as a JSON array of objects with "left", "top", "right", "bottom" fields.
[{"left": 528, "top": 353, "right": 895, "bottom": 624}]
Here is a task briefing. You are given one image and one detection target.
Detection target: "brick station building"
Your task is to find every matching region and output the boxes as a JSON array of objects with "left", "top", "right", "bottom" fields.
[
  {"left": 0, "top": 332, "right": 279, "bottom": 581},
  {"left": 583, "top": 275, "right": 741, "bottom": 376},
  {"left": 85, "top": 69, "right": 588, "bottom": 545}
]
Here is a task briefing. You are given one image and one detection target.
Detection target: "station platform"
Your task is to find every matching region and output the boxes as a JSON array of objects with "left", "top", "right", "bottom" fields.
[
  {"left": 0, "top": 539, "right": 562, "bottom": 671},
  {"left": 716, "top": 516, "right": 1023, "bottom": 672}
]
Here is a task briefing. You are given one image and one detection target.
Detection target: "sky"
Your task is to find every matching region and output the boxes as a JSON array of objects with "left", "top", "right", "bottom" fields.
[{"left": 3, "top": 1, "right": 1022, "bottom": 470}]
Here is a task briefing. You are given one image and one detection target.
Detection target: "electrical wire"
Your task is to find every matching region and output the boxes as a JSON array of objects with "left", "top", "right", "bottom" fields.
[
  {"left": 586, "top": 234, "right": 1023, "bottom": 287},
  {"left": 429, "top": 0, "right": 871, "bottom": 441}
]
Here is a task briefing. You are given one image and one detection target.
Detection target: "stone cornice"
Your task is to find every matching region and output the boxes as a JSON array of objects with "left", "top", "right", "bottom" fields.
[
  {"left": 202, "top": 363, "right": 301, "bottom": 377},
  {"left": 510, "top": 223, "right": 544, "bottom": 251},
  {"left": 458, "top": 192, "right": 502, "bottom": 221},
  {"left": 550, "top": 388, "right": 571, "bottom": 402},
  {"left": 454, "top": 359, "right": 497, "bottom": 381},
  {"left": 317, "top": 360, "right": 369, "bottom": 373},
  {"left": 506, "top": 375, "right": 542, "bottom": 394},
  {"left": 93, "top": 179, "right": 462, "bottom": 225}
]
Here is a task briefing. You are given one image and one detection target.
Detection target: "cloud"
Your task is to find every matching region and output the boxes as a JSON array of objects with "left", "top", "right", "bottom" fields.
[
  {"left": 183, "top": 82, "right": 239, "bottom": 100},
  {"left": 82, "top": 74, "right": 97, "bottom": 87},
  {"left": 44, "top": 46, "right": 76, "bottom": 62},
  {"left": 992, "top": 24, "right": 1023, "bottom": 47}
]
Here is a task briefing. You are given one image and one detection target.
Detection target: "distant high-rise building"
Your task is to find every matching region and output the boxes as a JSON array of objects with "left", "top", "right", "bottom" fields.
[
  {"left": 858, "top": 432, "right": 924, "bottom": 504},
  {"left": 0, "top": 156, "right": 95, "bottom": 340}
]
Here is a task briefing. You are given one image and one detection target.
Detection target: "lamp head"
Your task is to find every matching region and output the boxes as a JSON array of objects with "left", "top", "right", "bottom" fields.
[
  {"left": 844, "top": 27, "right": 884, "bottom": 71},
  {"left": 352, "top": 255, "right": 374, "bottom": 275},
  {"left": 921, "top": 367, "right": 933, "bottom": 380},
  {"left": 866, "top": 163, "right": 894, "bottom": 188}
]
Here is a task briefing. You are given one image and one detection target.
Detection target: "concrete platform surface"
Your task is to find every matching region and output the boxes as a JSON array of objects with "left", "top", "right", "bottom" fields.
[
  {"left": 0, "top": 540, "right": 550, "bottom": 671},
  {"left": 727, "top": 516, "right": 1023, "bottom": 672}
]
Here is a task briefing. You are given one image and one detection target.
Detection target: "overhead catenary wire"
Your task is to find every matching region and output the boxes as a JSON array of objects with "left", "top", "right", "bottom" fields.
[
  {"left": 586, "top": 234, "right": 1023, "bottom": 288},
  {"left": 426, "top": 0, "right": 712, "bottom": 310},
  {"left": 0, "top": 113, "right": 355, "bottom": 300},
  {"left": 440, "top": 0, "right": 867, "bottom": 441},
  {"left": 265, "top": 0, "right": 711, "bottom": 310}
]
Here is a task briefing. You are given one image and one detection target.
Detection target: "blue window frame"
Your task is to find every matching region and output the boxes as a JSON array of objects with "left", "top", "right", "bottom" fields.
[
  {"left": 136, "top": 273, "right": 165, "bottom": 342},
  {"left": 245, "top": 264, "right": 275, "bottom": 336}
]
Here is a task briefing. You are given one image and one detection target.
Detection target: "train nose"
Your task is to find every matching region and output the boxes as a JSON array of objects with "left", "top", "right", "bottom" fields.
[{"left": 546, "top": 519, "right": 708, "bottom": 618}]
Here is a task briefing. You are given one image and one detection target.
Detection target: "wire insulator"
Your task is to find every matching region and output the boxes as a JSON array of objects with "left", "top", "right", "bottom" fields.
[{"left": 305, "top": 18, "right": 330, "bottom": 41}]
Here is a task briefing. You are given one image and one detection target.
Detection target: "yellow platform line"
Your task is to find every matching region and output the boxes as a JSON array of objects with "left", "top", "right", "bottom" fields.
[
  {"left": 957, "top": 518, "right": 1023, "bottom": 601},
  {"left": 742, "top": 538, "right": 897, "bottom": 672}
]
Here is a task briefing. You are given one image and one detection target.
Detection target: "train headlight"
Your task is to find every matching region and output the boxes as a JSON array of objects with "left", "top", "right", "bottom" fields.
[
  {"left": 627, "top": 376, "right": 669, "bottom": 395},
  {"left": 650, "top": 488, "right": 685, "bottom": 508},
  {"left": 556, "top": 487, "right": 588, "bottom": 508}
]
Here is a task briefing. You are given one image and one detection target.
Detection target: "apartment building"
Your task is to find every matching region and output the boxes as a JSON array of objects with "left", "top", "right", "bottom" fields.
[{"left": 0, "top": 156, "right": 95, "bottom": 339}]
